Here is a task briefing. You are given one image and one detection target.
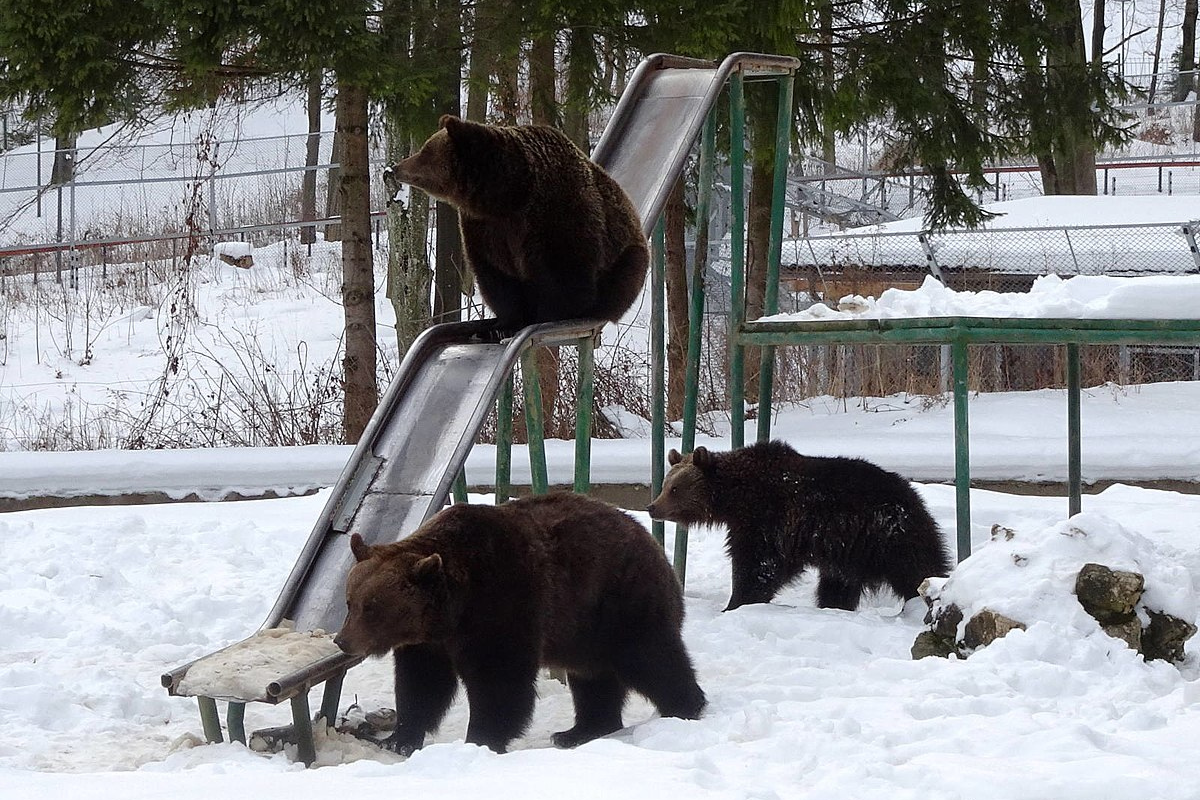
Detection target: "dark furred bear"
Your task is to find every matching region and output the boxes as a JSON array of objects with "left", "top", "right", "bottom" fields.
[
  {"left": 386, "top": 115, "right": 649, "bottom": 329},
  {"left": 334, "top": 492, "right": 705, "bottom": 754},
  {"left": 647, "top": 441, "right": 951, "bottom": 612}
]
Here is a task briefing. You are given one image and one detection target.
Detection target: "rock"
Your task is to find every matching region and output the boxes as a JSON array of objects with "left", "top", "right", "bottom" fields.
[
  {"left": 1101, "top": 617, "right": 1142, "bottom": 651},
  {"left": 911, "top": 630, "right": 958, "bottom": 660},
  {"left": 1074, "top": 563, "right": 1143, "bottom": 625},
  {"left": 219, "top": 252, "right": 254, "bottom": 269},
  {"left": 931, "top": 603, "right": 963, "bottom": 641},
  {"left": 1141, "top": 610, "right": 1197, "bottom": 663},
  {"left": 963, "top": 609, "right": 1026, "bottom": 650}
]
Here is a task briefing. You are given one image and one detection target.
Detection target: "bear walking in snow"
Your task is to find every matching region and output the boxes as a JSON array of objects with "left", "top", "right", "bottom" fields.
[
  {"left": 647, "top": 440, "right": 951, "bottom": 612},
  {"left": 334, "top": 492, "right": 705, "bottom": 754},
  {"left": 386, "top": 115, "right": 649, "bottom": 329}
]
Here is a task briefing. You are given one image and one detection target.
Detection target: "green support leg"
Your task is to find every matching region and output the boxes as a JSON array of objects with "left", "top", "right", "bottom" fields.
[
  {"left": 952, "top": 337, "right": 971, "bottom": 561},
  {"left": 755, "top": 72, "right": 795, "bottom": 445},
  {"left": 728, "top": 71, "right": 747, "bottom": 450},
  {"left": 226, "top": 702, "right": 246, "bottom": 745},
  {"left": 651, "top": 220, "right": 667, "bottom": 546},
  {"left": 319, "top": 672, "right": 345, "bottom": 728},
  {"left": 496, "top": 374, "right": 514, "bottom": 504},
  {"left": 197, "top": 696, "right": 223, "bottom": 744},
  {"left": 574, "top": 335, "right": 595, "bottom": 494},
  {"left": 674, "top": 111, "right": 717, "bottom": 586},
  {"left": 451, "top": 469, "right": 468, "bottom": 504},
  {"left": 521, "top": 349, "right": 549, "bottom": 495},
  {"left": 1067, "top": 343, "right": 1082, "bottom": 517},
  {"left": 291, "top": 692, "right": 316, "bottom": 767}
]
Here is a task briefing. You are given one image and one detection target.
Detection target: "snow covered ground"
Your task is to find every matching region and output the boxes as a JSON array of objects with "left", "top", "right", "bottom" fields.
[{"left": 4, "top": 453, "right": 1200, "bottom": 799}]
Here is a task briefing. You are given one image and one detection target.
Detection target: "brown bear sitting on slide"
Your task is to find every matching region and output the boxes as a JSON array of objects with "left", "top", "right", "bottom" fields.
[
  {"left": 334, "top": 492, "right": 705, "bottom": 754},
  {"left": 386, "top": 115, "right": 649, "bottom": 330},
  {"left": 647, "top": 440, "right": 951, "bottom": 612}
]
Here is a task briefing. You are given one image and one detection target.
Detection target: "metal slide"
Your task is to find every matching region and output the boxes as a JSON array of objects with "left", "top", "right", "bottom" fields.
[{"left": 162, "top": 51, "right": 798, "bottom": 714}]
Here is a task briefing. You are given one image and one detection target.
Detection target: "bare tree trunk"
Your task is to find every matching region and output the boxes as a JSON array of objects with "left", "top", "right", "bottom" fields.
[
  {"left": 563, "top": 27, "right": 593, "bottom": 150},
  {"left": 664, "top": 177, "right": 688, "bottom": 420},
  {"left": 1090, "top": 0, "right": 1106, "bottom": 64},
  {"left": 1177, "top": 0, "right": 1198, "bottom": 103},
  {"left": 819, "top": 1, "right": 836, "bottom": 172},
  {"left": 527, "top": 27, "right": 560, "bottom": 430},
  {"left": 432, "top": 0, "right": 464, "bottom": 323},
  {"left": 301, "top": 74, "right": 321, "bottom": 245},
  {"left": 465, "top": 0, "right": 493, "bottom": 122},
  {"left": 336, "top": 80, "right": 378, "bottom": 443},
  {"left": 324, "top": 126, "right": 342, "bottom": 240},
  {"left": 1039, "top": 0, "right": 1098, "bottom": 195},
  {"left": 1148, "top": 0, "right": 1168, "bottom": 110},
  {"left": 530, "top": 31, "right": 558, "bottom": 126},
  {"left": 51, "top": 132, "right": 76, "bottom": 185},
  {"left": 494, "top": 41, "right": 520, "bottom": 124}
]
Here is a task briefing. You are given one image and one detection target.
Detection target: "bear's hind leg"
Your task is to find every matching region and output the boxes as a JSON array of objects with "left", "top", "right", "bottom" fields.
[
  {"left": 816, "top": 571, "right": 864, "bottom": 611},
  {"left": 388, "top": 644, "right": 458, "bottom": 755},
  {"left": 614, "top": 637, "right": 706, "bottom": 721},
  {"left": 458, "top": 656, "right": 539, "bottom": 753},
  {"left": 552, "top": 671, "right": 626, "bottom": 748}
]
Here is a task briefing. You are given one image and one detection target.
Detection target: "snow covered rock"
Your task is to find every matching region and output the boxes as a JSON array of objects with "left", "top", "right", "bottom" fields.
[{"left": 913, "top": 514, "right": 1197, "bottom": 664}]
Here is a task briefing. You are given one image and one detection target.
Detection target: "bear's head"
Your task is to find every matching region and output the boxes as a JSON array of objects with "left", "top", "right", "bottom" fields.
[
  {"left": 646, "top": 446, "right": 716, "bottom": 525},
  {"left": 385, "top": 115, "right": 506, "bottom": 210},
  {"left": 334, "top": 533, "right": 456, "bottom": 657}
]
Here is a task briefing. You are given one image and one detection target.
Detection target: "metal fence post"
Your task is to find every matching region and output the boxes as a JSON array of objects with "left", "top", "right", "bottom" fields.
[{"left": 1183, "top": 223, "right": 1200, "bottom": 271}]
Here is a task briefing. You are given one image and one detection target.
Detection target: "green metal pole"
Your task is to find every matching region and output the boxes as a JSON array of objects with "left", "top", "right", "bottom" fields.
[
  {"left": 451, "top": 469, "right": 468, "bottom": 504},
  {"left": 1067, "top": 342, "right": 1082, "bottom": 516},
  {"left": 290, "top": 691, "right": 316, "bottom": 767},
  {"left": 496, "top": 373, "right": 514, "bottom": 504},
  {"left": 683, "top": 110, "right": 716, "bottom": 454},
  {"left": 675, "top": 110, "right": 718, "bottom": 585},
  {"left": 521, "top": 348, "right": 549, "bottom": 495},
  {"left": 574, "top": 334, "right": 595, "bottom": 494},
  {"left": 226, "top": 702, "right": 246, "bottom": 745},
  {"left": 197, "top": 696, "right": 223, "bottom": 744},
  {"left": 651, "top": 219, "right": 667, "bottom": 547},
  {"left": 319, "top": 672, "right": 345, "bottom": 728},
  {"left": 729, "top": 71, "right": 747, "bottom": 450},
  {"left": 755, "top": 73, "right": 795, "bottom": 444},
  {"left": 952, "top": 336, "right": 971, "bottom": 561}
]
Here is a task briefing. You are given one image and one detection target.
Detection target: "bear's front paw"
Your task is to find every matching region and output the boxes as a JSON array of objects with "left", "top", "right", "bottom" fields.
[
  {"left": 383, "top": 727, "right": 425, "bottom": 756},
  {"left": 551, "top": 722, "right": 622, "bottom": 749}
]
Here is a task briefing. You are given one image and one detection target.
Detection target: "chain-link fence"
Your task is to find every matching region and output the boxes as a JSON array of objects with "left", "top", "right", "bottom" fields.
[{"left": 0, "top": 129, "right": 390, "bottom": 288}]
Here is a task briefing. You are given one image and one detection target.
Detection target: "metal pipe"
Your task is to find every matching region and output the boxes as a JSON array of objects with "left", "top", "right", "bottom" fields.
[
  {"left": 756, "top": 72, "right": 795, "bottom": 444},
  {"left": 521, "top": 348, "right": 548, "bottom": 495},
  {"left": 651, "top": 219, "right": 667, "bottom": 546},
  {"left": 728, "top": 71, "right": 747, "bottom": 450},
  {"left": 952, "top": 335, "right": 971, "bottom": 561},
  {"left": 1066, "top": 343, "right": 1082, "bottom": 516},
  {"left": 574, "top": 334, "right": 595, "bottom": 494}
]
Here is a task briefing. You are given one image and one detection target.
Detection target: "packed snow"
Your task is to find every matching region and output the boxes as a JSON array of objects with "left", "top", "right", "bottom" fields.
[
  {"left": 5, "top": 469, "right": 1200, "bottom": 798},
  {"left": 764, "top": 273, "right": 1200, "bottom": 322}
]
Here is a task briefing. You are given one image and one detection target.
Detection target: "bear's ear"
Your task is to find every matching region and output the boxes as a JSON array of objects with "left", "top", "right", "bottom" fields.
[
  {"left": 350, "top": 533, "right": 373, "bottom": 562},
  {"left": 668, "top": 448, "right": 682, "bottom": 466},
  {"left": 410, "top": 553, "right": 444, "bottom": 588},
  {"left": 438, "top": 114, "right": 462, "bottom": 130},
  {"left": 691, "top": 446, "right": 712, "bottom": 469}
]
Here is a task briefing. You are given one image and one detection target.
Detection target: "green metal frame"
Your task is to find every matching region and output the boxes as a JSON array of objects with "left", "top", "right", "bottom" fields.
[
  {"left": 737, "top": 315, "right": 1200, "bottom": 560},
  {"left": 661, "top": 66, "right": 798, "bottom": 586},
  {"left": 755, "top": 73, "right": 796, "bottom": 444},
  {"left": 651, "top": 220, "right": 667, "bottom": 546},
  {"left": 727, "top": 72, "right": 747, "bottom": 450}
]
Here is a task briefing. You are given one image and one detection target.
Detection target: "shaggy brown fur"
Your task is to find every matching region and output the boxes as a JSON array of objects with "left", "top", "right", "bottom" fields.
[
  {"left": 387, "top": 115, "right": 648, "bottom": 329},
  {"left": 647, "top": 441, "right": 951, "bottom": 612},
  {"left": 335, "top": 492, "right": 705, "bottom": 754}
]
